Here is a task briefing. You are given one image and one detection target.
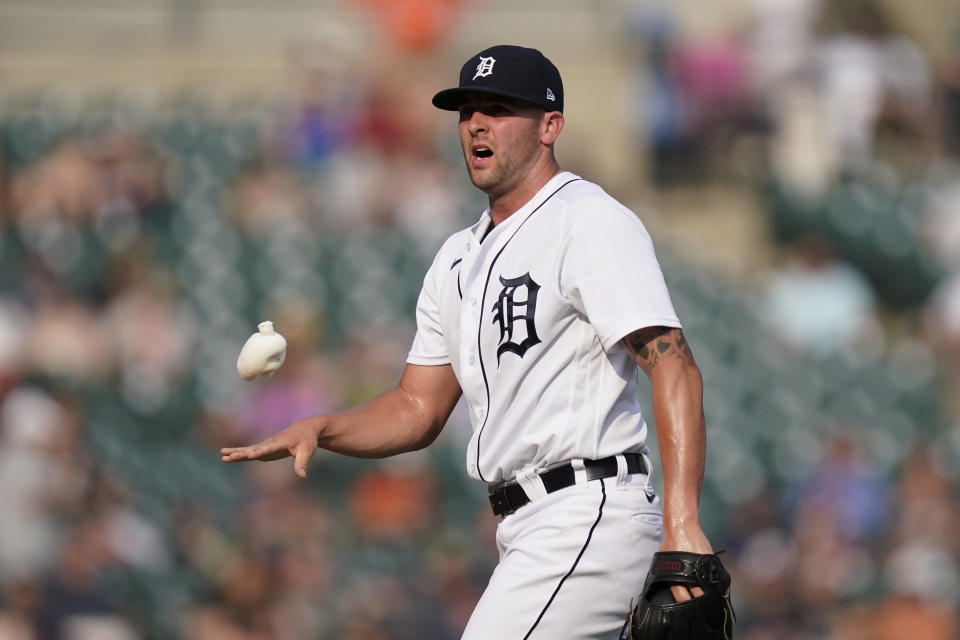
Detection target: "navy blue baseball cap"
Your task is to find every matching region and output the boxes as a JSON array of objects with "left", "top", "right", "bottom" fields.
[{"left": 432, "top": 45, "right": 564, "bottom": 113}]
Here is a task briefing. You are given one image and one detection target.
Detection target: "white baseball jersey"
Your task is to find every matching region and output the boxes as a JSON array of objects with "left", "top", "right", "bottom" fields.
[{"left": 407, "top": 171, "right": 681, "bottom": 483}]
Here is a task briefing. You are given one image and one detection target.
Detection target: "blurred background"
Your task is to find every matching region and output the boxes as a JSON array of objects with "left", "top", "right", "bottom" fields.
[{"left": 0, "top": 0, "right": 958, "bottom": 638}]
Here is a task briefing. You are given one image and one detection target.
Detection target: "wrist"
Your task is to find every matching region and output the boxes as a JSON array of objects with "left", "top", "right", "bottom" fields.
[
  {"left": 301, "top": 415, "right": 329, "bottom": 446},
  {"left": 663, "top": 510, "right": 701, "bottom": 530}
]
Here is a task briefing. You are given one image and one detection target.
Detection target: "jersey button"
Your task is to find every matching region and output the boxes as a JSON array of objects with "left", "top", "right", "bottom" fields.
[
  {"left": 468, "top": 356, "right": 476, "bottom": 366},
  {"left": 470, "top": 297, "right": 478, "bottom": 306},
  {"left": 477, "top": 408, "right": 485, "bottom": 418}
]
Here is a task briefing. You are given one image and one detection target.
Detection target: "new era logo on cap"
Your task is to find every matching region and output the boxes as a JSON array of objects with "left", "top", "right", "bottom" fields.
[{"left": 432, "top": 45, "right": 564, "bottom": 113}]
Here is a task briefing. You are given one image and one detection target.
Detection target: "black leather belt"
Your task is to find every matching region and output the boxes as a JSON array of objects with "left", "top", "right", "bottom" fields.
[{"left": 488, "top": 453, "right": 647, "bottom": 516}]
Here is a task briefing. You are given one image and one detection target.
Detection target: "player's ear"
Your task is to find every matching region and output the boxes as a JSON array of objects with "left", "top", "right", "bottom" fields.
[{"left": 540, "top": 111, "right": 564, "bottom": 145}]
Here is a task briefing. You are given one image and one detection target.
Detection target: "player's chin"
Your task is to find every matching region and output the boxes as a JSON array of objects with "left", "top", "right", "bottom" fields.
[{"left": 468, "top": 167, "right": 501, "bottom": 192}]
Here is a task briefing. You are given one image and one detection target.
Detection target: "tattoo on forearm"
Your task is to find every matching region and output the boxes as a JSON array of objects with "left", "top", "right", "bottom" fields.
[{"left": 623, "top": 327, "right": 694, "bottom": 371}]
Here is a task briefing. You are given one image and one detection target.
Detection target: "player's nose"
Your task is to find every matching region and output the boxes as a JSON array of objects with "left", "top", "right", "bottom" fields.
[{"left": 464, "top": 110, "right": 488, "bottom": 136}]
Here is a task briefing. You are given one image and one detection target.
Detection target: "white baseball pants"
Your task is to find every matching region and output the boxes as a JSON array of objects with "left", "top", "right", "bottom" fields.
[{"left": 461, "top": 460, "right": 663, "bottom": 639}]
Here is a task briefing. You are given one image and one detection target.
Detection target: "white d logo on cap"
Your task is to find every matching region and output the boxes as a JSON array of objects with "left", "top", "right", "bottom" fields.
[{"left": 473, "top": 56, "right": 496, "bottom": 80}]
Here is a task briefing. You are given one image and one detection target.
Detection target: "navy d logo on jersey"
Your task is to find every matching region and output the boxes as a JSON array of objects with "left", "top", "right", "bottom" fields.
[{"left": 492, "top": 273, "right": 541, "bottom": 363}]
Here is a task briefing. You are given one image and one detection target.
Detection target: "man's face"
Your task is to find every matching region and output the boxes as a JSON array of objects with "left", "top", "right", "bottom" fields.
[{"left": 457, "top": 94, "right": 545, "bottom": 198}]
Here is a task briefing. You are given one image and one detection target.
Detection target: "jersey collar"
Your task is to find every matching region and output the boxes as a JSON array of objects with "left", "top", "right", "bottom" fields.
[{"left": 470, "top": 171, "right": 578, "bottom": 243}]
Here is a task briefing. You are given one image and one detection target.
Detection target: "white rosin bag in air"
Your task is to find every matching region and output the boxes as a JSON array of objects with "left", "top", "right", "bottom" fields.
[{"left": 237, "top": 321, "right": 287, "bottom": 380}]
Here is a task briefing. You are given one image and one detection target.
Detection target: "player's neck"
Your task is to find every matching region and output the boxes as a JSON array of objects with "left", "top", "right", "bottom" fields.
[{"left": 488, "top": 160, "right": 563, "bottom": 226}]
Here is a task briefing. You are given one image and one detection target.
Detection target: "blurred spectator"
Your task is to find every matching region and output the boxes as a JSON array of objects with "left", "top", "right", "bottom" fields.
[
  {"left": 628, "top": 6, "right": 755, "bottom": 185},
  {"left": 924, "top": 272, "right": 960, "bottom": 372},
  {"left": 943, "top": 21, "right": 960, "bottom": 155},
  {"left": 39, "top": 521, "right": 138, "bottom": 640},
  {"left": 318, "top": 142, "right": 466, "bottom": 241},
  {"left": 89, "top": 474, "right": 171, "bottom": 571},
  {"left": 105, "top": 259, "right": 195, "bottom": 414},
  {"left": 673, "top": 36, "right": 753, "bottom": 173},
  {"left": 786, "top": 431, "right": 889, "bottom": 544},
  {"left": 24, "top": 290, "right": 115, "bottom": 382},
  {"left": 10, "top": 139, "right": 104, "bottom": 226},
  {"left": 830, "top": 592, "right": 958, "bottom": 640},
  {"left": 730, "top": 524, "right": 803, "bottom": 634},
  {"left": 170, "top": 502, "right": 241, "bottom": 589},
  {"left": 318, "top": 65, "right": 466, "bottom": 240},
  {"left": 760, "top": 235, "right": 880, "bottom": 356},
  {"left": 0, "top": 576, "right": 43, "bottom": 640},
  {"left": 9, "top": 124, "right": 166, "bottom": 245},
  {"left": 354, "top": 0, "right": 462, "bottom": 54},
  {"left": 0, "top": 388, "right": 91, "bottom": 577},
  {"left": 884, "top": 542, "right": 959, "bottom": 610},
  {"left": 275, "top": 38, "right": 363, "bottom": 171},
  {"left": 422, "top": 536, "right": 489, "bottom": 634},
  {"left": 747, "top": 0, "right": 822, "bottom": 108},
  {"left": 762, "top": 0, "right": 937, "bottom": 194},
  {"left": 0, "top": 297, "right": 28, "bottom": 396},
  {"left": 919, "top": 167, "right": 960, "bottom": 275},
  {"left": 629, "top": 10, "right": 701, "bottom": 186},
  {"left": 813, "top": 0, "right": 933, "bottom": 175},
  {"left": 766, "top": 80, "right": 840, "bottom": 197},
  {"left": 885, "top": 446, "right": 960, "bottom": 604},
  {"left": 783, "top": 431, "right": 889, "bottom": 614},
  {"left": 349, "top": 458, "right": 437, "bottom": 543},
  {"left": 921, "top": 168, "right": 960, "bottom": 380},
  {"left": 230, "top": 153, "right": 311, "bottom": 238}
]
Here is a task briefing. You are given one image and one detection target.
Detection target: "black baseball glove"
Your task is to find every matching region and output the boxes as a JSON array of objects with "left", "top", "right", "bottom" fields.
[{"left": 619, "top": 551, "right": 735, "bottom": 640}]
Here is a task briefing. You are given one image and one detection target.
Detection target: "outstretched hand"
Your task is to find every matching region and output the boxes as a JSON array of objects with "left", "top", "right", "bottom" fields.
[{"left": 220, "top": 418, "right": 321, "bottom": 479}]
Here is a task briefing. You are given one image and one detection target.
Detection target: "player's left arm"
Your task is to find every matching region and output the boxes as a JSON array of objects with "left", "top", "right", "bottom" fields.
[{"left": 622, "top": 326, "right": 712, "bottom": 601}]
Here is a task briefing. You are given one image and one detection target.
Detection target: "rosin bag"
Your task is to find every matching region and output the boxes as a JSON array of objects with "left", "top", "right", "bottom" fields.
[{"left": 236, "top": 321, "right": 287, "bottom": 380}]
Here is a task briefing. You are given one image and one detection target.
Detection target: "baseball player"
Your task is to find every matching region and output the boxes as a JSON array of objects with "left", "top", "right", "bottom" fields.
[{"left": 222, "top": 45, "right": 718, "bottom": 639}]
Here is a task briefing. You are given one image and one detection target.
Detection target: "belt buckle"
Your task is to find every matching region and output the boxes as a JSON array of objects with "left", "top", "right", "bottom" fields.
[{"left": 488, "top": 487, "right": 514, "bottom": 516}]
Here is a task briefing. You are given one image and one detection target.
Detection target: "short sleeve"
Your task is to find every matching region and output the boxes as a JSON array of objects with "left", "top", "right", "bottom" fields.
[
  {"left": 560, "top": 197, "right": 681, "bottom": 352},
  {"left": 407, "top": 251, "right": 451, "bottom": 366}
]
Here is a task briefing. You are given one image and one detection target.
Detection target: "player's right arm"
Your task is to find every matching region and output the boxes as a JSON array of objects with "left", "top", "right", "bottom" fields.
[{"left": 220, "top": 362, "right": 462, "bottom": 478}]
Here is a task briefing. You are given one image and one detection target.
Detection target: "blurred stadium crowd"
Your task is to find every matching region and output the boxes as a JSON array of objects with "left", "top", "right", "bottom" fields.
[{"left": 1, "top": 0, "right": 959, "bottom": 639}]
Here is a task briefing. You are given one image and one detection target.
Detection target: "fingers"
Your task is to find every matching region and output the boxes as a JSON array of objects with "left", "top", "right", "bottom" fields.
[
  {"left": 669, "top": 585, "right": 705, "bottom": 602},
  {"left": 220, "top": 439, "right": 290, "bottom": 463},
  {"left": 220, "top": 437, "right": 316, "bottom": 480},
  {"left": 293, "top": 446, "right": 313, "bottom": 479},
  {"left": 670, "top": 585, "right": 692, "bottom": 602},
  {"left": 220, "top": 444, "right": 268, "bottom": 462},
  {"left": 220, "top": 446, "right": 255, "bottom": 462},
  {"left": 670, "top": 584, "right": 704, "bottom": 602}
]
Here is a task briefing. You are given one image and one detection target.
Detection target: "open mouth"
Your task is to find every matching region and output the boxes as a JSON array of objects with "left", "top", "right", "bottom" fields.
[{"left": 473, "top": 146, "right": 493, "bottom": 160}]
